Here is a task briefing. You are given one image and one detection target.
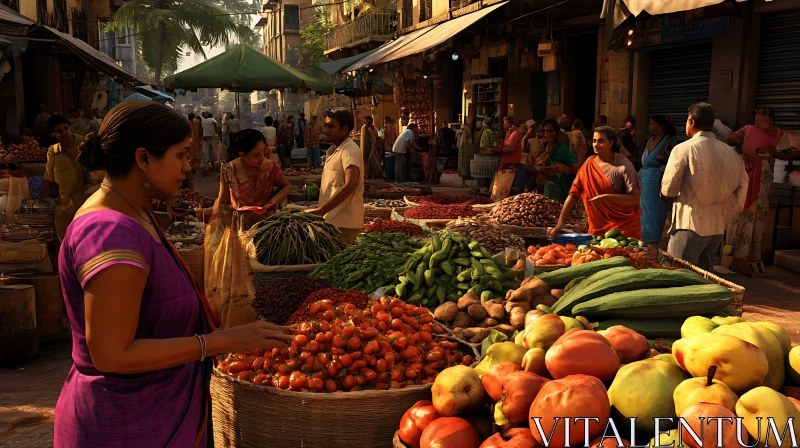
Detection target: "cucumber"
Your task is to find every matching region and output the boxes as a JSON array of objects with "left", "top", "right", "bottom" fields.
[
  {"left": 563, "top": 276, "right": 586, "bottom": 294},
  {"left": 605, "top": 229, "right": 622, "bottom": 239},
  {"left": 535, "top": 256, "right": 631, "bottom": 288},
  {"left": 468, "top": 284, "right": 484, "bottom": 295},
  {"left": 454, "top": 257, "right": 472, "bottom": 266},
  {"left": 471, "top": 258, "right": 485, "bottom": 276},
  {"left": 571, "top": 284, "right": 735, "bottom": 319},
  {"left": 424, "top": 270, "right": 434, "bottom": 287},
  {"left": 554, "top": 269, "right": 714, "bottom": 316},
  {"left": 440, "top": 261, "right": 454, "bottom": 276},
  {"left": 593, "top": 318, "right": 685, "bottom": 339}
]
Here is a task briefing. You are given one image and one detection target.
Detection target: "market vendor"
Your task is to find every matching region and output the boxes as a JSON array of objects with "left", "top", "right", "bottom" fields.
[
  {"left": 535, "top": 119, "right": 579, "bottom": 203},
  {"left": 206, "top": 129, "right": 291, "bottom": 329},
  {"left": 54, "top": 100, "right": 293, "bottom": 447},
  {"left": 307, "top": 107, "right": 364, "bottom": 244},
  {"left": 549, "top": 126, "right": 642, "bottom": 240},
  {"left": 42, "top": 114, "right": 88, "bottom": 244}
]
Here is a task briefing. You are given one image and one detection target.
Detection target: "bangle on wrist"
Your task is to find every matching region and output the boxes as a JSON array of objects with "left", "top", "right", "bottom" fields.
[{"left": 194, "top": 334, "right": 207, "bottom": 362}]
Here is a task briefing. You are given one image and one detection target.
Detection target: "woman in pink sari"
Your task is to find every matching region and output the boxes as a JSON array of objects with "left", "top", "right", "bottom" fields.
[
  {"left": 205, "top": 129, "right": 291, "bottom": 329},
  {"left": 727, "top": 107, "right": 787, "bottom": 275},
  {"left": 55, "top": 101, "right": 293, "bottom": 448}
]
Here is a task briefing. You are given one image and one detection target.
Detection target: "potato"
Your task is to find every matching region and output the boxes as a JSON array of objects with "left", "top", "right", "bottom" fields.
[
  {"left": 519, "top": 276, "right": 549, "bottom": 296},
  {"left": 532, "top": 293, "right": 558, "bottom": 308},
  {"left": 477, "top": 317, "right": 500, "bottom": 328},
  {"left": 509, "top": 307, "right": 526, "bottom": 329},
  {"left": 505, "top": 300, "right": 531, "bottom": 315},
  {"left": 494, "top": 324, "right": 516, "bottom": 335},
  {"left": 451, "top": 328, "right": 466, "bottom": 340},
  {"left": 483, "top": 301, "right": 505, "bottom": 320},
  {"left": 434, "top": 302, "right": 459, "bottom": 322},
  {"left": 461, "top": 327, "right": 479, "bottom": 339},
  {"left": 467, "top": 303, "right": 488, "bottom": 322},
  {"left": 469, "top": 328, "right": 492, "bottom": 343},
  {"left": 452, "top": 311, "right": 475, "bottom": 329},
  {"left": 458, "top": 293, "right": 480, "bottom": 310},
  {"left": 551, "top": 289, "right": 565, "bottom": 299}
]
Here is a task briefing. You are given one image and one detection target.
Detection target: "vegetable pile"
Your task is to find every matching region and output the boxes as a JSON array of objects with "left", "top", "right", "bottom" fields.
[
  {"left": 527, "top": 244, "right": 577, "bottom": 266},
  {"left": 175, "top": 189, "right": 214, "bottom": 209},
  {"left": 404, "top": 204, "right": 480, "bottom": 220},
  {"left": 165, "top": 221, "right": 205, "bottom": 240},
  {"left": 590, "top": 228, "right": 640, "bottom": 248},
  {"left": 488, "top": 193, "right": 580, "bottom": 227},
  {"left": 218, "top": 296, "right": 475, "bottom": 391},
  {"left": 251, "top": 212, "right": 347, "bottom": 266},
  {"left": 378, "top": 187, "right": 421, "bottom": 194},
  {"left": 0, "top": 141, "right": 47, "bottom": 161},
  {"left": 445, "top": 218, "right": 525, "bottom": 254},
  {"left": 406, "top": 194, "right": 493, "bottom": 206},
  {"left": 385, "top": 231, "right": 522, "bottom": 309},
  {"left": 362, "top": 219, "right": 425, "bottom": 236},
  {"left": 364, "top": 199, "right": 407, "bottom": 208},
  {"left": 282, "top": 167, "right": 322, "bottom": 176},
  {"left": 310, "top": 232, "right": 422, "bottom": 293},
  {"left": 251, "top": 276, "right": 333, "bottom": 324},
  {"left": 286, "top": 288, "right": 371, "bottom": 324}
]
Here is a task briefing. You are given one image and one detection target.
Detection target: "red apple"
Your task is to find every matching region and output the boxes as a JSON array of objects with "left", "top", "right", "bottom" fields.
[
  {"left": 480, "top": 428, "right": 542, "bottom": 447},
  {"left": 420, "top": 417, "right": 482, "bottom": 448},
  {"left": 399, "top": 400, "right": 440, "bottom": 448},
  {"left": 679, "top": 402, "right": 738, "bottom": 448},
  {"left": 501, "top": 371, "right": 548, "bottom": 424},
  {"left": 482, "top": 362, "right": 522, "bottom": 402}
]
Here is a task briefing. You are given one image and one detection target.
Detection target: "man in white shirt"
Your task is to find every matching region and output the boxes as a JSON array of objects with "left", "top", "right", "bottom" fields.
[
  {"left": 307, "top": 107, "right": 364, "bottom": 244},
  {"left": 201, "top": 112, "right": 218, "bottom": 169},
  {"left": 262, "top": 116, "right": 278, "bottom": 164},
  {"left": 661, "top": 102, "right": 748, "bottom": 271},
  {"left": 392, "top": 123, "right": 419, "bottom": 182}
]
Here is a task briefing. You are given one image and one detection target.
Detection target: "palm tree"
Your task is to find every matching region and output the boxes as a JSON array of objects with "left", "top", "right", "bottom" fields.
[{"left": 107, "top": 0, "right": 256, "bottom": 82}]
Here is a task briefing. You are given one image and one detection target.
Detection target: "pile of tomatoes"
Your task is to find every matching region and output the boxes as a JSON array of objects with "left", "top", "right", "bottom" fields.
[{"left": 217, "top": 296, "right": 475, "bottom": 392}]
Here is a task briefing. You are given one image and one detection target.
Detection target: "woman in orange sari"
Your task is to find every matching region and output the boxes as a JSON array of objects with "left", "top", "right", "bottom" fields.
[
  {"left": 549, "top": 126, "right": 642, "bottom": 239},
  {"left": 205, "top": 129, "right": 291, "bottom": 329}
]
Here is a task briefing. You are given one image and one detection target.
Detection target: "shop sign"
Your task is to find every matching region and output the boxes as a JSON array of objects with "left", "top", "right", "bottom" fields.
[{"left": 661, "top": 16, "right": 728, "bottom": 44}]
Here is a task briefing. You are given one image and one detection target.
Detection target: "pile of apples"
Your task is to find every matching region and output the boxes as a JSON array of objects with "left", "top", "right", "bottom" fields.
[{"left": 396, "top": 286, "right": 800, "bottom": 447}]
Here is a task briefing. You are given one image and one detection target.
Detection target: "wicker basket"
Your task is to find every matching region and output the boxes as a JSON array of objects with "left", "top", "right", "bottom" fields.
[
  {"left": 250, "top": 260, "right": 320, "bottom": 290},
  {"left": 176, "top": 245, "right": 204, "bottom": 289},
  {"left": 470, "top": 153, "right": 501, "bottom": 179},
  {"left": 657, "top": 249, "right": 745, "bottom": 316},
  {"left": 211, "top": 338, "right": 479, "bottom": 448},
  {"left": 364, "top": 205, "right": 412, "bottom": 220}
]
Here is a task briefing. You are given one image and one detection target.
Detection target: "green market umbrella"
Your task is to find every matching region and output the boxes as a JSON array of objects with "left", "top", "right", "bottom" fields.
[{"left": 163, "top": 44, "right": 332, "bottom": 94}]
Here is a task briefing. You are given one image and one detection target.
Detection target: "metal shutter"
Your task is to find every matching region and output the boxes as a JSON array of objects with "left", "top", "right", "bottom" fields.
[
  {"left": 756, "top": 10, "right": 800, "bottom": 130},
  {"left": 647, "top": 42, "right": 713, "bottom": 136}
]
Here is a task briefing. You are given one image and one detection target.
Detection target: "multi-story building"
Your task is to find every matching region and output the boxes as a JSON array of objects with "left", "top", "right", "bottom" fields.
[{"left": 98, "top": 25, "right": 137, "bottom": 74}]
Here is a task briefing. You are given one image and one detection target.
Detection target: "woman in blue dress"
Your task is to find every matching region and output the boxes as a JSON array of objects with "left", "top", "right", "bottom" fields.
[{"left": 639, "top": 115, "right": 678, "bottom": 246}]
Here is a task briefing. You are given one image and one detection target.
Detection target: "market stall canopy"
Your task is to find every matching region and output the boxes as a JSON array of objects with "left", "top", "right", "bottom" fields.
[
  {"left": 368, "top": 1, "right": 508, "bottom": 67},
  {"left": 35, "top": 26, "right": 154, "bottom": 85},
  {"left": 320, "top": 48, "right": 379, "bottom": 75},
  {"left": 0, "top": 3, "right": 34, "bottom": 26},
  {"left": 601, "top": 0, "right": 726, "bottom": 29},
  {"left": 344, "top": 27, "right": 435, "bottom": 73},
  {"left": 123, "top": 93, "right": 153, "bottom": 101},
  {"left": 163, "top": 44, "right": 333, "bottom": 94},
  {"left": 136, "top": 85, "right": 174, "bottom": 102}
]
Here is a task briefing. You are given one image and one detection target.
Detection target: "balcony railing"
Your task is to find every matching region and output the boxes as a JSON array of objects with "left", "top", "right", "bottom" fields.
[{"left": 324, "top": 10, "right": 396, "bottom": 53}]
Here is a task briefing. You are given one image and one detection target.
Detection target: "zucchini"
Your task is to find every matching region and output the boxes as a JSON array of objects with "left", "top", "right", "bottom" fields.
[
  {"left": 593, "top": 318, "right": 685, "bottom": 339},
  {"left": 571, "top": 284, "right": 735, "bottom": 319},
  {"left": 555, "top": 269, "right": 713, "bottom": 316},
  {"left": 550, "top": 266, "right": 636, "bottom": 311},
  {"left": 563, "top": 276, "right": 586, "bottom": 294},
  {"left": 535, "top": 256, "right": 631, "bottom": 288}
]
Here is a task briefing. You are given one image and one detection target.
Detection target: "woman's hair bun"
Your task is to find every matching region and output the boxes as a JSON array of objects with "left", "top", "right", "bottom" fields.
[{"left": 78, "top": 132, "right": 105, "bottom": 172}]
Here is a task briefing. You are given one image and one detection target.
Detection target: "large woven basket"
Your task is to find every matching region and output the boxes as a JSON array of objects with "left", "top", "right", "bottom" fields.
[
  {"left": 364, "top": 205, "right": 411, "bottom": 220},
  {"left": 470, "top": 153, "right": 501, "bottom": 178},
  {"left": 211, "top": 338, "right": 479, "bottom": 448},
  {"left": 657, "top": 249, "right": 745, "bottom": 316},
  {"left": 177, "top": 245, "right": 204, "bottom": 289}
]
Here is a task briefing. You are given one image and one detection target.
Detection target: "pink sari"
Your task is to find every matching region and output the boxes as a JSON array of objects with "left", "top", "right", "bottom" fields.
[{"left": 205, "top": 159, "right": 279, "bottom": 329}]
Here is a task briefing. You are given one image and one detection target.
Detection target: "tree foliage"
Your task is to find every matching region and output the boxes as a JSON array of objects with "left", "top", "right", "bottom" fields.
[
  {"left": 107, "top": 0, "right": 257, "bottom": 81},
  {"left": 298, "top": 5, "right": 332, "bottom": 75}
]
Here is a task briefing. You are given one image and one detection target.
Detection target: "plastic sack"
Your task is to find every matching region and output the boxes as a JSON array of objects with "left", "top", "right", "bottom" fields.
[{"left": 491, "top": 169, "right": 515, "bottom": 201}]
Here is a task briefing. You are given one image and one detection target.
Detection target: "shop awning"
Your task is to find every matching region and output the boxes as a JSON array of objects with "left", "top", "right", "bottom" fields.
[
  {"left": 39, "top": 26, "right": 154, "bottom": 85},
  {"left": 344, "top": 26, "right": 435, "bottom": 73},
  {"left": 601, "top": 0, "right": 726, "bottom": 29},
  {"left": 0, "top": 4, "right": 34, "bottom": 26},
  {"left": 370, "top": 1, "right": 508, "bottom": 66},
  {"left": 136, "top": 85, "right": 174, "bottom": 101},
  {"left": 320, "top": 48, "right": 379, "bottom": 75}
]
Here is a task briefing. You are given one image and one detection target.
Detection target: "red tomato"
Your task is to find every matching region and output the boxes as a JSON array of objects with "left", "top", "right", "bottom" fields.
[
  {"left": 391, "top": 307, "right": 404, "bottom": 318},
  {"left": 321, "top": 310, "right": 335, "bottom": 321},
  {"left": 250, "top": 357, "right": 265, "bottom": 371},
  {"left": 350, "top": 351, "right": 362, "bottom": 360},
  {"left": 325, "top": 379, "right": 338, "bottom": 392},
  {"left": 235, "top": 353, "right": 250, "bottom": 363},
  {"left": 342, "top": 325, "right": 356, "bottom": 338},
  {"left": 348, "top": 337, "right": 362, "bottom": 351},
  {"left": 405, "top": 369, "right": 419, "bottom": 379},
  {"left": 375, "top": 312, "right": 392, "bottom": 323},
  {"left": 342, "top": 375, "right": 357, "bottom": 390},
  {"left": 326, "top": 361, "right": 342, "bottom": 378},
  {"left": 286, "top": 359, "right": 301, "bottom": 370},
  {"left": 355, "top": 375, "right": 367, "bottom": 386},
  {"left": 316, "top": 320, "right": 331, "bottom": 332},
  {"left": 363, "top": 340, "right": 379, "bottom": 356},
  {"left": 307, "top": 340, "right": 320, "bottom": 355},
  {"left": 237, "top": 371, "right": 252, "bottom": 381},
  {"left": 228, "top": 361, "right": 249, "bottom": 374},
  {"left": 276, "top": 375, "right": 290, "bottom": 389},
  {"left": 297, "top": 322, "right": 314, "bottom": 335},
  {"left": 419, "top": 417, "right": 481, "bottom": 448},
  {"left": 390, "top": 318, "right": 404, "bottom": 330},
  {"left": 252, "top": 373, "right": 270, "bottom": 385},
  {"left": 289, "top": 371, "right": 307, "bottom": 390},
  {"left": 332, "top": 335, "right": 347, "bottom": 349},
  {"left": 418, "top": 331, "right": 433, "bottom": 344},
  {"left": 360, "top": 327, "right": 378, "bottom": 339},
  {"left": 392, "top": 336, "right": 409, "bottom": 351},
  {"left": 376, "top": 358, "right": 388, "bottom": 373},
  {"left": 304, "top": 356, "right": 316, "bottom": 371},
  {"left": 375, "top": 382, "right": 388, "bottom": 390},
  {"left": 308, "top": 377, "right": 324, "bottom": 392},
  {"left": 401, "top": 346, "right": 419, "bottom": 360},
  {"left": 461, "top": 355, "right": 474, "bottom": 366},
  {"left": 418, "top": 314, "right": 434, "bottom": 325},
  {"left": 398, "top": 400, "right": 440, "bottom": 448},
  {"left": 340, "top": 354, "right": 354, "bottom": 368},
  {"left": 362, "top": 368, "right": 377, "bottom": 382},
  {"left": 293, "top": 334, "right": 308, "bottom": 347},
  {"left": 316, "top": 352, "right": 329, "bottom": 366}
]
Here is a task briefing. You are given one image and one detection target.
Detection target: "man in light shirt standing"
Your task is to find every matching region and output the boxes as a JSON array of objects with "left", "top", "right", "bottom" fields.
[
  {"left": 661, "top": 102, "right": 748, "bottom": 271},
  {"left": 307, "top": 107, "right": 364, "bottom": 244},
  {"left": 201, "top": 112, "right": 218, "bottom": 170},
  {"left": 392, "top": 123, "right": 420, "bottom": 182}
]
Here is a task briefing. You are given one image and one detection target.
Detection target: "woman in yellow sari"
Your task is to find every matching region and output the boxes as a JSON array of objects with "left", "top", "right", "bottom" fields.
[{"left": 205, "top": 129, "right": 291, "bottom": 329}]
